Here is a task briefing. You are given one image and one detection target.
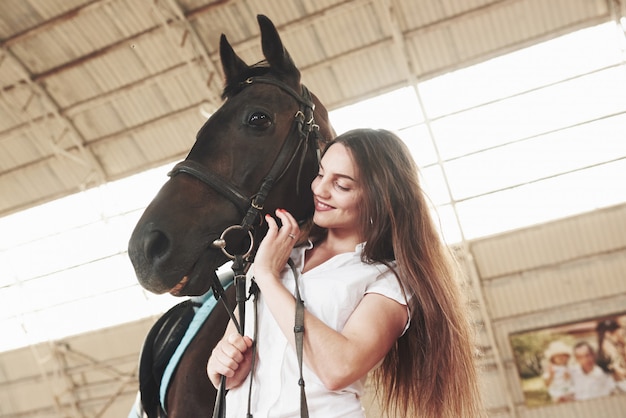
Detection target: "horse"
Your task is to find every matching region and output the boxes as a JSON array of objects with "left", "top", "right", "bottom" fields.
[{"left": 127, "top": 15, "right": 334, "bottom": 417}]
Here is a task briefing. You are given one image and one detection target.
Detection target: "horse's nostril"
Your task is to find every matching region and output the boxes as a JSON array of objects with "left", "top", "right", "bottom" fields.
[{"left": 144, "top": 230, "right": 170, "bottom": 261}]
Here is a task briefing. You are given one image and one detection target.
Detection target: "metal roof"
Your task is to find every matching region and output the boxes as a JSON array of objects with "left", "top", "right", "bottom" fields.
[{"left": 0, "top": 0, "right": 613, "bottom": 218}]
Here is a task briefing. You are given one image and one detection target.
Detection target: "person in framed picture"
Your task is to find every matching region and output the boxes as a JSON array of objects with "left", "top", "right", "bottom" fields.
[
  {"left": 542, "top": 340, "right": 575, "bottom": 402},
  {"left": 596, "top": 319, "right": 626, "bottom": 392},
  {"left": 571, "top": 341, "right": 616, "bottom": 400}
]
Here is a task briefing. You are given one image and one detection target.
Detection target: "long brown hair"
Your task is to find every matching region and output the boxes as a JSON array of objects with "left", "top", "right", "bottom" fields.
[{"left": 325, "top": 129, "right": 484, "bottom": 417}]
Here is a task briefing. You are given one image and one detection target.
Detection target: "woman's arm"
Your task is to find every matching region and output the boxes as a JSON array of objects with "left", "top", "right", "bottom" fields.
[
  {"left": 254, "top": 209, "right": 407, "bottom": 390},
  {"left": 260, "top": 280, "right": 406, "bottom": 390}
]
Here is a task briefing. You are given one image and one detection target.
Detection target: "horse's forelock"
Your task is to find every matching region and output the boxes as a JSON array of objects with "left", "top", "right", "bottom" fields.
[{"left": 221, "top": 61, "right": 271, "bottom": 99}]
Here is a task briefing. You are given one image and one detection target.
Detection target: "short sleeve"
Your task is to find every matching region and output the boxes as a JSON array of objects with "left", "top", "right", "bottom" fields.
[{"left": 365, "top": 269, "right": 411, "bottom": 335}]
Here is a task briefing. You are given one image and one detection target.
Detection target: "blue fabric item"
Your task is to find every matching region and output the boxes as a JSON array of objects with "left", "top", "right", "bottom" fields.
[{"left": 159, "top": 282, "right": 232, "bottom": 412}]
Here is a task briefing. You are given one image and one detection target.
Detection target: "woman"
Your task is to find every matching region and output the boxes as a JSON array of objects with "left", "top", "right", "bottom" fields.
[
  {"left": 207, "top": 129, "right": 484, "bottom": 417},
  {"left": 597, "top": 319, "right": 626, "bottom": 392}
]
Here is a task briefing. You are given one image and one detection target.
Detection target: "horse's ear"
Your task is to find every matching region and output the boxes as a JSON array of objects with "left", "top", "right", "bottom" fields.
[
  {"left": 220, "top": 34, "right": 249, "bottom": 86},
  {"left": 257, "top": 15, "right": 301, "bottom": 85}
]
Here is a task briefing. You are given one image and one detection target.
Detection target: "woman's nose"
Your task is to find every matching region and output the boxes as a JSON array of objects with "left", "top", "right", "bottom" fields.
[{"left": 311, "top": 177, "right": 329, "bottom": 198}]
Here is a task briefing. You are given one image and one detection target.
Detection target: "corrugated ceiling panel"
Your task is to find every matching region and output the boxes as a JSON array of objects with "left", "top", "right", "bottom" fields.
[
  {"left": 0, "top": 115, "right": 70, "bottom": 171},
  {"left": 0, "top": 0, "right": 89, "bottom": 38},
  {"left": 300, "top": 65, "right": 345, "bottom": 110},
  {"left": 178, "top": 0, "right": 224, "bottom": 10},
  {"left": 47, "top": 149, "right": 98, "bottom": 188},
  {"left": 71, "top": 100, "right": 126, "bottom": 142},
  {"left": 296, "top": 1, "right": 386, "bottom": 63},
  {"left": 440, "top": 0, "right": 499, "bottom": 17},
  {"left": 0, "top": 131, "right": 48, "bottom": 172},
  {"left": 44, "top": 29, "right": 191, "bottom": 108},
  {"left": 268, "top": 23, "right": 323, "bottom": 69},
  {"left": 0, "top": 317, "right": 152, "bottom": 417},
  {"left": 91, "top": 109, "right": 202, "bottom": 177},
  {"left": 193, "top": 2, "right": 261, "bottom": 48},
  {"left": 7, "top": 0, "right": 159, "bottom": 74},
  {"left": 63, "top": 63, "right": 193, "bottom": 123},
  {"left": 25, "top": 0, "right": 91, "bottom": 21},
  {"left": 484, "top": 251, "right": 626, "bottom": 320},
  {"left": 132, "top": 27, "right": 199, "bottom": 71},
  {"left": 395, "top": 0, "right": 448, "bottom": 30},
  {"left": 110, "top": 90, "right": 171, "bottom": 138},
  {"left": 328, "top": 43, "right": 406, "bottom": 103},
  {"left": 406, "top": 25, "right": 460, "bottom": 77},
  {"left": 406, "top": 0, "right": 609, "bottom": 78},
  {"left": 248, "top": 0, "right": 307, "bottom": 26},
  {"left": 0, "top": 379, "right": 56, "bottom": 412},
  {"left": 129, "top": 111, "right": 202, "bottom": 160},
  {"left": 0, "top": 84, "right": 51, "bottom": 129},
  {"left": 191, "top": 0, "right": 354, "bottom": 60},
  {"left": 450, "top": 0, "right": 608, "bottom": 61},
  {"left": 0, "top": 158, "right": 92, "bottom": 215},
  {"left": 0, "top": 54, "right": 25, "bottom": 87},
  {"left": 480, "top": 366, "right": 511, "bottom": 411},
  {"left": 90, "top": 134, "right": 150, "bottom": 177},
  {"left": 472, "top": 204, "right": 626, "bottom": 279},
  {"left": 0, "top": 90, "right": 30, "bottom": 131},
  {"left": 159, "top": 64, "right": 214, "bottom": 108},
  {"left": 43, "top": 64, "right": 102, "bottom": 107}
]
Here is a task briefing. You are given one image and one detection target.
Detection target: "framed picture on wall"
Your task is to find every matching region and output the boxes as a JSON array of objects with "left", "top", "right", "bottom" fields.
[{"left": 509, "top": 312, "right": 626, "bottom": 407}]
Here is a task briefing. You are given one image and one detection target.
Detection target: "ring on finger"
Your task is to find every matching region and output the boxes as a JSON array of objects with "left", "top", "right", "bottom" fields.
[{"left": 288, "top": 233, "right": 296, "bottom": 239}]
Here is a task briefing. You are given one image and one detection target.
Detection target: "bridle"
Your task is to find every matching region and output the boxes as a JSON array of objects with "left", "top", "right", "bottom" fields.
[
  {"left": 168, "top": 76, "right": 322, "bottom": 262},
  {"left": 167, "top": 76, "right": 324, "bottom": 418}
]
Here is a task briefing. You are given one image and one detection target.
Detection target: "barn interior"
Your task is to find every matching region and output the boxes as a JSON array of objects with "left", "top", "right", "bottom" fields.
[{"left": 1, "top": 0, "right": 625, "bottom": 417}]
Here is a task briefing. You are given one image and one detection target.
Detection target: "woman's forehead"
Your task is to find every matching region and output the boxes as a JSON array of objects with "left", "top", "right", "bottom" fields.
[{"left": 321, "top": 144, "right": 358, "bottom": 178}]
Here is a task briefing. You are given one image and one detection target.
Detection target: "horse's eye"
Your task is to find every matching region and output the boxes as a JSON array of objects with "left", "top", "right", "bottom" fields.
[{"left": 248, "top": 111, "right": 272, "bottom": 129}]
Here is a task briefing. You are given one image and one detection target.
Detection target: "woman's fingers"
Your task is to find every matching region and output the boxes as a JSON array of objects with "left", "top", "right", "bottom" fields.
[
  {"left": 207, "top": 333, "right": 254, "bottom": 388},
  {"left": 254, "top": 209, "right": 301, "bottom": 283},
  {"left": 271, "top": 208, "right": 300, "bottom": 241}
]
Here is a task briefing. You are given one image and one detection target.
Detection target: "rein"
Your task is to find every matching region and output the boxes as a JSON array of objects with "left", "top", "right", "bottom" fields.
[{"left": 168, "top": 76, "right": 322, "bottom": 418}]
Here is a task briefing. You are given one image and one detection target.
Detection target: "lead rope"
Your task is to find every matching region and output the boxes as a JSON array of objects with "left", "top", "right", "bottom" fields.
[
  {"left": 213, "top": 256, "right": 249, "bottom": 418},
  {"left": 234, "top": 260, "right": 305, "bottom": 418},
  {"left": 288, "top": 258, "right": 309, "bottom": 418},
  {"left": 241, "top": 260, "right": 308, "bottom": 418},
  {"left": 246, "top": 280, "right": 259, "bottom": 418}
]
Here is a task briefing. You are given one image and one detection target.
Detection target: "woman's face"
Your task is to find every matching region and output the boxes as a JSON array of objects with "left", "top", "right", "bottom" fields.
[{"left": 311, "top": 144, "right": 363, "bottom": 234}]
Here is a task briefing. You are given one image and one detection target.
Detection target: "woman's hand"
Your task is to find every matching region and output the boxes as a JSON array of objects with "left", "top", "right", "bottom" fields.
[
  {"left": 253, "top": 209, "right": 300, "bottom": 286},
  {"left": 207, "top": 332, "right": 254, "bottom": 389}
]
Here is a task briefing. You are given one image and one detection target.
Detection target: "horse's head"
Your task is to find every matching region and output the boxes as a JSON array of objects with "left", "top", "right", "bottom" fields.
[{"left": 128, "top": 15, "right": 334, "bottom": 296}]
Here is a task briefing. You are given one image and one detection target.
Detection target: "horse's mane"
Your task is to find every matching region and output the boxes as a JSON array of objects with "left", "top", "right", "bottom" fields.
[{"left": 221, "top": 60, "right": 271, "bottom": 99}]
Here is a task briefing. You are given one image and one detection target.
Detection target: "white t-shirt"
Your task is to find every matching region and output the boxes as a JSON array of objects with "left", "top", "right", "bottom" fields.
[
  {"left": 224, "top": 242, "right": 409, "bottom": 418},
  {"left": 571, "top": 364, "right": 616, "bottom": 401}
]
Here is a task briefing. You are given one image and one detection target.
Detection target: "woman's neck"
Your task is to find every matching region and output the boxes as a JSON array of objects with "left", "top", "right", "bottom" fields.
[
  {"left": 303, "top": 228, "right": 362, "bottom": 273},
  {"left": 324, "top": 228, "right": 362, "bottom": 253}
]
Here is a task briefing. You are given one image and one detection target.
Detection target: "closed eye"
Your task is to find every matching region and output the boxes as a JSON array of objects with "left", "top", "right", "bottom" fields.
[
  {"left": 334, "top": 182, "right": 349, "bottom": 191},
  {"left": 317, "top": 172, "right": 351, "bottom": 191}
]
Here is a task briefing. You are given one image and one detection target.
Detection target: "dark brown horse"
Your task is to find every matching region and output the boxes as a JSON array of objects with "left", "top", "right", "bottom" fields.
[{"left": 128, "top": 15, "right": 334, "bottom": 417}]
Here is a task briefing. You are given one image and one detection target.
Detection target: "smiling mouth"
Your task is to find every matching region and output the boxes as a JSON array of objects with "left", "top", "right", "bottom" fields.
[{"left": 315, "top": 200, "right": 334, "bottom": 210}]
